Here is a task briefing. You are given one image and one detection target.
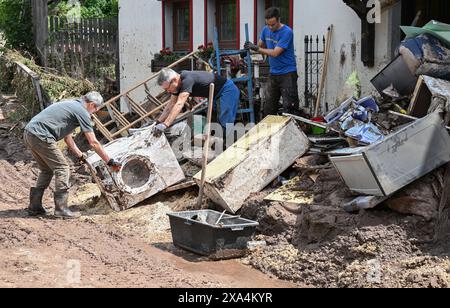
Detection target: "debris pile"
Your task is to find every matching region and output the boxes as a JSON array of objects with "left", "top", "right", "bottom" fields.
[{"left": 244, "top": 225, "right": 450, "bottom": 288}]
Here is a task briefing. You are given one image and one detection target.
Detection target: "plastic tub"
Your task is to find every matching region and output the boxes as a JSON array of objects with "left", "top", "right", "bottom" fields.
[{"left": 167, "top": 210, "right": 259, "bottom": 257}]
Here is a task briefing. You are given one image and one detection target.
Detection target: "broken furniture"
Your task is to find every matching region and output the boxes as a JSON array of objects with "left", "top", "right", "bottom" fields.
[
  {"left": 408, "top": 75, "right": 450, "bottom": 122},
  {"left": 193, "top": 116, "right": 310, "bottom": 213},
  {"left": 330, "top": 112, "right": 450, "bottom": 197},
  {"left": 86, "top": 126, "right": 185, "bottom": 211},
  {"left": 167, "top": 210, "right": 259, "bottom": 258}
]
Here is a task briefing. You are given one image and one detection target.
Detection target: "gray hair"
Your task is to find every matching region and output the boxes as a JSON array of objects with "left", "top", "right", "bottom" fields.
[
  {"left": 157, "top": 68, "right": 178, "bottom": 86},
  {"left": 83, "top": 91, "right": 104, "bottom": 107}
]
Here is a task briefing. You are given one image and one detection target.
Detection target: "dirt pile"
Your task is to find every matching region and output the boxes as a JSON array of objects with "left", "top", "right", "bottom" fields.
[
  {"left": 239, "top": 152, "right": 450, "bottom": 288},
  {"left": 244, "top": 224, "right": 450, "bottom": 288}
]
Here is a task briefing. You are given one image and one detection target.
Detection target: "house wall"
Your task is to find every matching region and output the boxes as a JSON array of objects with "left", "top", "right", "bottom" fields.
[
  {"left": 294, "top": 0, "right": 401, "bottom": 111},
  {"left": 165, "top": 3, "right": 174, "bottom": 49},
  {"left": 119, "top": 0, "right": 402, "bottom": 113},
  {"left": 193, "top": 0, "right": 205, "bottom": 48},
  {"left": 119, "top": 0, "right": 163, "bottom": 110},
  {"left": 239, "top": 0, "right": 254, "bottom": 43}
]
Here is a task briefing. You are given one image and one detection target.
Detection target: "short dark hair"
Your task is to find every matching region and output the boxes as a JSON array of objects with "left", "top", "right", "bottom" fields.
[{"left": 265, "top": 7, "right": 280, "bottom": 20}]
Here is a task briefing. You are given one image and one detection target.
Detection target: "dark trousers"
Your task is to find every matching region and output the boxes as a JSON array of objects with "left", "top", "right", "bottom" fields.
[
  {"left": 264, "top": 72, "right": 300, "bottom": 116},
  {"left": 23, "top": 131, "right": 70, "bottom": 193}
]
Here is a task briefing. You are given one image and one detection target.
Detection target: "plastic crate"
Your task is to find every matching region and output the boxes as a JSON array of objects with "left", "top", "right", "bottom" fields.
[{"left": 167, "top": 210, "right": 259, "bottom": 257}]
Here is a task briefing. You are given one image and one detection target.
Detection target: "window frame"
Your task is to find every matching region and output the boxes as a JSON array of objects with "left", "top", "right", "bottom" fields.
[
  {"left": 162, "top": 0, "right": 193, "bottom": 52},
  {"left": 173, "top": 0, "right": 191, "bottom": 51},
  {"left": 215, "top": 0, "right": 240, "bottom": 50}
]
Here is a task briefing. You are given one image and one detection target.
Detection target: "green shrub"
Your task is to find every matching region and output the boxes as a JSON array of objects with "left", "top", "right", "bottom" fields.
[
  {"left": 49, "top": 0, "right": 119, "bottom": 18},
  {"left": 0, "top": 0, "right": 33, "bottom": 52}
]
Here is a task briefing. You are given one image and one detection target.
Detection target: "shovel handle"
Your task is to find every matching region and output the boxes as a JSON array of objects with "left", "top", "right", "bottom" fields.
[{"left": 196, "top": 83, "right": 215, "bottom": 208}]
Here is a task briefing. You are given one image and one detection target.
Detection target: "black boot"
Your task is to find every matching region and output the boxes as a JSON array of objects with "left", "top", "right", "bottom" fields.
[
  {"left": 54, "top": 192, "right": 80, "bottom": 219},
  {"left": 28, "top": 187, "right": 47, "bottom": 216}
]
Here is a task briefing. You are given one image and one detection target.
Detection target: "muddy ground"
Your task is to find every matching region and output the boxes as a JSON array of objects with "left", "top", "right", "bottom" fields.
[
  {"left": 0, "top": 94, "right": 293, "bottom": 288},
  {"left": 1, "top": 93, "right": 450, "bottom": 288}
]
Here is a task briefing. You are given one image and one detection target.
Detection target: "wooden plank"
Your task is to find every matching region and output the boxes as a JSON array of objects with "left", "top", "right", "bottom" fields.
[
  {"left": 90, "top": 18, "right": 96, "bottom": 76},
  {"left": 49, "top": 16, "right": 56, "bottom": 68},
  {"left": 88, "top": 18, "right": 94, "bottom": 78},
  {"left": 408, "top": 75, "right": 425, "bottom": 115},
  {"left": 104, "top": 18, "right": 109, "bottom": 53},
  {"left": 99, "top": 18, "right": 104, "bottom": 55},
  {"left": 81, "top": 19, "right": 88, "bottom": 78},
  {"left": 60, "top": 17, "right": 66, "bottom": 73},
  {"left": 107, "top": 18, "right": 112, "bottom": 53},
  {"left": 163, "top": 181, "right": 197, "bottom": 193}
]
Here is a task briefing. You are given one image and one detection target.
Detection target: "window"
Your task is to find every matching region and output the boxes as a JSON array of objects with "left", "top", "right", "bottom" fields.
[
  {"left": 173, "top": 0, "right": 191, "bottom": 51},
  {"left": 265, "top": 0, "right": 292, "bottom": 27},
  {"left": 216, "top": 0, "right": 238, "bottom": 50}
]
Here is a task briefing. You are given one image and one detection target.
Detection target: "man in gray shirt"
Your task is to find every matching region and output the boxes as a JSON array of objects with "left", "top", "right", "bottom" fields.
[{"left": 24, "top": 91, "right": 121, "bottom": 218}]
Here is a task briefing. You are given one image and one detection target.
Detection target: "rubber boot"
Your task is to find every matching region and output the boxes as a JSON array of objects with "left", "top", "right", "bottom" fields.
[
  {"left": 54, "top": 192, "right": 80, "bottom": 219},
  {"left": 28, "top": 187, "right": 47, "bottom": 216}
]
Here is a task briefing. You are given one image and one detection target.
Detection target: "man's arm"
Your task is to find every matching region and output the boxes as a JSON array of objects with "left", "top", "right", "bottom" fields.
[
  {"left": 163, "top": 92, "right": 190, "bottom": 127},
  {"left": 258, "top": 46, "right": 285, "bottom": 58},
  {"left": 83, "top": 131, "right": 111, "bottom": 163},
  {"left": 158, "top": 95, "right": 178, "bottom": 123},
  {"left": 64, "top": 134, "right": 83, "bottom": 159}
]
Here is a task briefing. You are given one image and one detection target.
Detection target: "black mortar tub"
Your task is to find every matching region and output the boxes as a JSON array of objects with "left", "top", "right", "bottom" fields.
[{"left": 167, "top": 210, "right": 259, "bottom": 257}]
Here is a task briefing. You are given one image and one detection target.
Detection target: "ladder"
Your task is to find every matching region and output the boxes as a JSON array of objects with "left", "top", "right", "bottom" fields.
[{"left": 213, "top": 23, "right": 255, "bottom": 124}]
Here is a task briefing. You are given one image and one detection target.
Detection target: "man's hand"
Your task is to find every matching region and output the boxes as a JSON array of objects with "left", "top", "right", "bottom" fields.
[
  {"left": 244, "top": 41, "right": 259, "bottom": 52},
  {"left": 152, "top": 123, "right": 168, "bottom": 138},
  {"left": 107, "top": 159, "right": 122, "bottom": 172}
]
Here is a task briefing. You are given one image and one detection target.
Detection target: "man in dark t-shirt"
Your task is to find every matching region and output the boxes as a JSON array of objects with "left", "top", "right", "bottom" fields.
[
  {"left": 24, "top": 91, "right": 121, "bottom": 218},
  {"left": 154, "top": 68, "right": 240, "bottom": 136}
]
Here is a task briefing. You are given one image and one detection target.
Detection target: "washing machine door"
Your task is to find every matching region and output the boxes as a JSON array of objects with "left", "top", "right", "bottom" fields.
[{"left": 113, "top": 154, "right": 159, "bottom": 195}]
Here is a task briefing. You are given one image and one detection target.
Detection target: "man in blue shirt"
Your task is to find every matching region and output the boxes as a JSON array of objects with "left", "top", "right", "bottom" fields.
[{"left": 245, "top": 7, "right": 300, "bottom": 117}]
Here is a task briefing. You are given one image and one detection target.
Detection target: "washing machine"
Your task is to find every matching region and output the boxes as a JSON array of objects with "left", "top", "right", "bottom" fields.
[{"left": 86, "top": 126, "right": 186, "bottom": 211}]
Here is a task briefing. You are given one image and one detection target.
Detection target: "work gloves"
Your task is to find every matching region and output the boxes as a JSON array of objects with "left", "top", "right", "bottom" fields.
[
  {"left": 152, "top": 123, "right": 168, "bottom": 138},
  {"left": 78, "top": 152, "right": 88, "bottom": 164},
  {"left": 107, "top": 159, "right": 122, "bottom": 172},
  {"left": 244, "top": 41, "right": 259, "bottom": 52}
]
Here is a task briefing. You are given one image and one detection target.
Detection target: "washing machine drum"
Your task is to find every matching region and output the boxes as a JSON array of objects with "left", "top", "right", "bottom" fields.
[{"left": 114, "top": 155, "right": 158, "bottom": 195}]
